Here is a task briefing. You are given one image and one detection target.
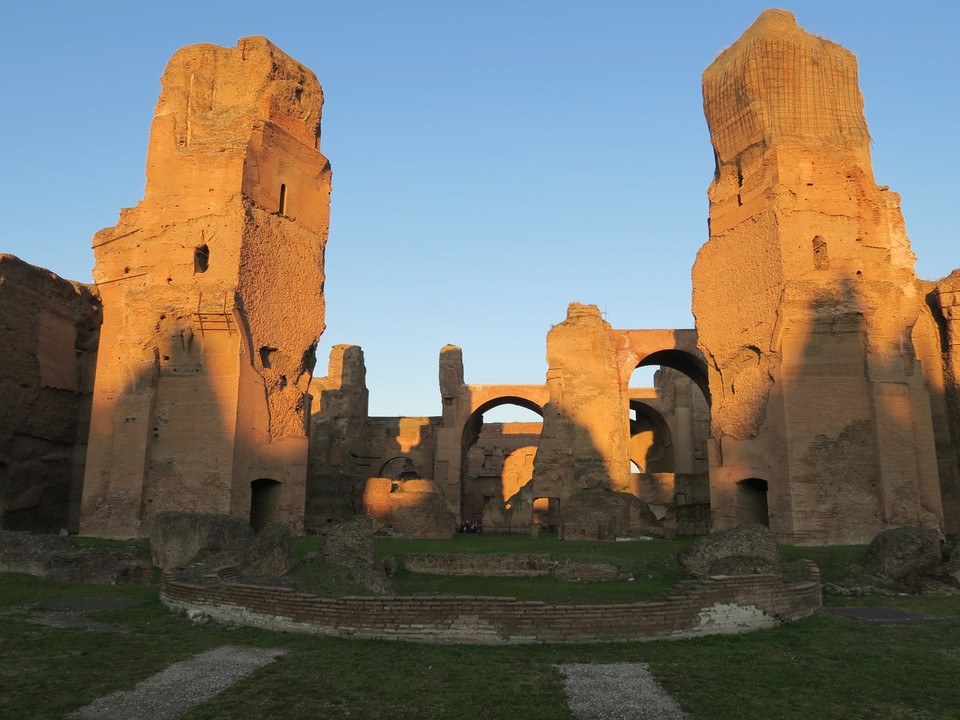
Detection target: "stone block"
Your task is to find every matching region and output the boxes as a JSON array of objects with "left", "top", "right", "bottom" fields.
[{"left": 150, "top": 512, "right": 253, "bottom": 570}]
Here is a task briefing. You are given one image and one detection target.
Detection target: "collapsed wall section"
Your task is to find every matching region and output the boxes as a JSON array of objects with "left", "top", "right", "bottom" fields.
[
  {"left": 307, "top": 345, "right": 440, "bottom": 532},
  {"left": 532, "top": 303, "right": 631, "bottom": 496}
]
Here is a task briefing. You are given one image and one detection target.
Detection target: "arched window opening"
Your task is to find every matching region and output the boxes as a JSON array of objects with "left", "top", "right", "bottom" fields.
[
  {"left": 250, "top": 478, "right": 281, "bottom": 531},
  {"left": 379, "top": 457, "right": 420, "bottom": 480},
  {"left": 278, "top": 183, "right": 287, "bottom": 215},
  {"left": 459, "top": 397, "right": 544, "bottom": 524},
  {"left": 631, "top": 348, "right": 711, "bottom": 406},
  {"left": 736, "top": 478, "right": 769, "bottom": 526},
  {"left": 532, "top": 497, "right": 559, "bottom": 533},
  {"left": 194, "top": 244, "right": 209, "bottom": 273}
]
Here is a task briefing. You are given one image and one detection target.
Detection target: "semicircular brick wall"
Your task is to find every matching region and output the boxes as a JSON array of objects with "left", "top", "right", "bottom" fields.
[{"left": 161, "top": 562, "right": 821, "bottom": 644}]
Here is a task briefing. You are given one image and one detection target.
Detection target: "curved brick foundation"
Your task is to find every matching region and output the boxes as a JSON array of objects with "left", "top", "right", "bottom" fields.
[{"left": 161, "top": 562, "right": 821, "bottom": 644}]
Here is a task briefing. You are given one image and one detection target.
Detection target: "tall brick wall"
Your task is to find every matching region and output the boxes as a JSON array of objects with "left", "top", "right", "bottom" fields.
[{"left": 0, "top": 255, "right": 100, "bottom": 533}]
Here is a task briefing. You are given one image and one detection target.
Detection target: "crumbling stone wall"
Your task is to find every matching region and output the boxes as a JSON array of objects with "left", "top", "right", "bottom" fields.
[
  {"left": 307, "top": 345, "right": 439, "bottom": 532},
  {"left": 81, "top": 37, "right": 331, "bottom": 538},
  {"left": 519, "top": 305, "right": 710, "bottom": 533},
  {"left": 462, "top": 422, "right": 540, "bottom": 521},
  {"left": 693, "top": 10, "right": 943, "bottom": 544},
  {"left": 532, "top": 304, "right": 630, "bottom": 497},
  {"left": 916, "top": 273, "right": 960, "bottom": 533},
  {"left": 432, "top": 344, "right": 550, "bottom": 517},
  {"left": 0, "top": 531, "right": 150, "bottom": 584},
  {"left": 311, "top": 339, "right": 706, "bottom": 533},
  {"left": 360, "top": 477, "right": 454, "bottom": 538},
  {"left": 0, "top": 255, "right": 100, "bottom": 533}
]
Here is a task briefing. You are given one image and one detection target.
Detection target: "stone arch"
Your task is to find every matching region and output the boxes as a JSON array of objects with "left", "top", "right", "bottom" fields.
[
  {"left": 378, "top": 456, "right": 420, "bottom": 480},
  {"left": 629, "top": 399, "right": 675, "bottom": 472},
  {"left": 634, "top": 349, "right": 711, "bottom": 406},
  {"left": 459, "top": 396, "right": 544, "bottom": 521}
]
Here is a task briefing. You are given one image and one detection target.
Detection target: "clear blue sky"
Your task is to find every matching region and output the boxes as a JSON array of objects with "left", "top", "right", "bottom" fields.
[{"left": 1, "top": 1, "right": 956, "bottom": 417}]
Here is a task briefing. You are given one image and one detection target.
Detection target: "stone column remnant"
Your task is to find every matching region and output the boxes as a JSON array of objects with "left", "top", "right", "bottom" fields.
[
  {"left": 81, "top": 37, "right": 331, "bottom": 538},
  {"left": 434, "top": 345, "right": 468, "bottom": 513},
  {"left": 693, "top": 10, "right": 942, "bottom": 543},
  {"left": 531, "top": 304, "right": 632, "bottom": 496}
]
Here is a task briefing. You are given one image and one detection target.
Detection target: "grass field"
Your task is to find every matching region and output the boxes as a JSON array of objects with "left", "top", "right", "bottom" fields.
[
  {"left": 290, "top": 533, "right": 693, "bottom": 603},
  {"left": 2, "top": 536, "right": 959, "bottom": 719}
]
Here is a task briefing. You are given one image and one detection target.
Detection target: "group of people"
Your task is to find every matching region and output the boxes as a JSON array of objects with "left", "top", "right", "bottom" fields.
[{"left": 456, "top": 520, "right": 482, "bottom": 534}]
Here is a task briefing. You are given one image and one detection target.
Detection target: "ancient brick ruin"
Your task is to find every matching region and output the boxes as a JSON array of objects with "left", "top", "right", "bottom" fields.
[
  {"left": 693, "top": 10, "right": 952, "bottom": 543},
  {"left": 2, "top": 13, "right": 958, "bottom": 545},
  {"left": 0, "top": 256, "right": 100, "bottom": 532},
  {"left": 305, "top": 328, "right": 707, "bottom": 538},
  {"left": 79, "top": 37, "right": 331, "bottom": 538}
]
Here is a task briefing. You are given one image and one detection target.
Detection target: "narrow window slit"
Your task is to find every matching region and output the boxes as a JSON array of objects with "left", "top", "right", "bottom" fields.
[{"left": 194, "top": 244, "right": 209, "bottom": 273}]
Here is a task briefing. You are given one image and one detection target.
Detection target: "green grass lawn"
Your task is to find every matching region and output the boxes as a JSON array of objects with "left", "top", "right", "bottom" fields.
[
  {"left": 4, "top": 535, "right": 958, "bottom": 718},
  {"left": 2, "top": 566, "right": 959, "bottom": 720},
  {"left": 290, "top": 533, "right": 693, "bottom": 603},
  {"left": 291, "top": 534, "right": 850, "bottom": 604},
  {"left": 377, "top": 533, "right": 693, "bottom": 603}
]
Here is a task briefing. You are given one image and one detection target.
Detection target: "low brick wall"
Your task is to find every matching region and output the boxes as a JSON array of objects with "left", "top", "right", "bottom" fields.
[
  {"left": 405, "top": 552, "right": 626, "bottom": 582},
  {"left": 0, "top": 531, "right": 151, "bottom": 585},
  {"left": 405, "top": 553, "right": 556, "bottom": 576},
  {"left": 160, "top": 562, "right": 821, "bottom": 644}
]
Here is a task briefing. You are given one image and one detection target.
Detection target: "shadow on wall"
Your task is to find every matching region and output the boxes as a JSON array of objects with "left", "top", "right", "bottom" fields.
[
  {"left": 307, "top": 344, "right": 554, "bottom": 534},
  {"left": 80, "top": 299, "right": 313, "bottom": 539},
  {"left": 457, "top": 396, "right": 543, "bottom": 524},
  {"left": 306, "top": 345, "right": 443, "bottom": 533},
  {"left": 0, "top": 256, "right": 101, "bottom": 534},
  {"left": 918, "top": 277, "right": 960, "bottom": 534},
  {"left": 705, "top": 276, "right": 945, "bottom": 544},
  {"left": 629, "top": 399, "right": 675, "bottom": 474}
]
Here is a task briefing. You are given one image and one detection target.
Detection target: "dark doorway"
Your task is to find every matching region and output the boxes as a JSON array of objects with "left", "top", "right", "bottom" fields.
[
  {"left": 250, "top": 478, "right": 281, "bottom": 531},
  {"left": 737, "top": 478, "right": 769, "bottom": 526}
]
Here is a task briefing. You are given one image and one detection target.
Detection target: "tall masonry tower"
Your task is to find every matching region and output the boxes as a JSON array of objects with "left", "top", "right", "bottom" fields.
[
  {"left": 692, "top": 11, "right": 942, "bottom": 544},
  {"left": 81, "top": 37, "right": 331, "bottom": 538}
]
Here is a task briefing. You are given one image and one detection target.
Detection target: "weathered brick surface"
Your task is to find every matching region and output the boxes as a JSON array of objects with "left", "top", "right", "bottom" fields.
[
  {"left": 405, "top": 552, "right": 555, "bottom": 576},
  {"left": 81, "top": 37, "right": 330, "bottom": 539},
  {"left": 0, "top": 531, "right": 150, "bottom": 585},
  {"left": 694, "top": 9, "right": 946, "bottom": 543},
  {"left": 0, "top": 255, "right": 100, "bottom": 533},
  {"left": 405, "top": 552, "right": 627, "bottom": 582}
]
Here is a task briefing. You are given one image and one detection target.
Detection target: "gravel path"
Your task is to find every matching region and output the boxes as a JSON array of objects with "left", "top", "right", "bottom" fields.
[
  {"left": 559, "top": 662, "right": 691, "bottom": 720},
  {"left": 66, "top": 648, "right": 683, "bottom": 719},
  {"left": 66, "top": 645, "right": 285, "bottom": 720}
]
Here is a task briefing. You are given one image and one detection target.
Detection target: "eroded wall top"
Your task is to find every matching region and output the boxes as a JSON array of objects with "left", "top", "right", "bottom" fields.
[
  {"left": 143, "top": 36, "right": 327, "bottom": 228},
  {"left": 704, "top": 9, "right": 870, "bottom": 170}
]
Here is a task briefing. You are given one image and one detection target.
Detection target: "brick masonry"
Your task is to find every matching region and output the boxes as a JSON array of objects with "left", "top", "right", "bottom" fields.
[
  {"left": 160, "top": 562, "right": 821, "bottom": 644},
  {"left": 405, "top": 552, "right": 556, "bottom": 576}
]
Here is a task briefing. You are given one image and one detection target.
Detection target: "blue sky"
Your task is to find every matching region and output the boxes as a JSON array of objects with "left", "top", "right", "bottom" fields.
[{"left": 1, "top": 1, "right": 956, "bottom": 417}]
